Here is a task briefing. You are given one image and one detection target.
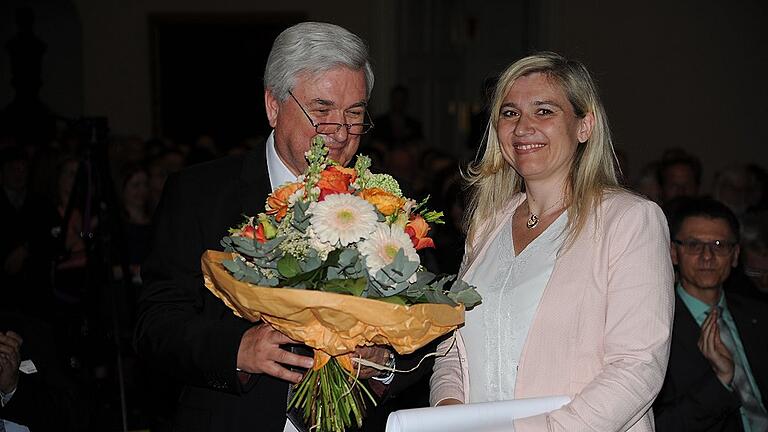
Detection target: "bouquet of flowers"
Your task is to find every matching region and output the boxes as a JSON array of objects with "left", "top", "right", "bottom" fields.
[{"left": 203, "top": 136, "right": 480, "bottom": 432}]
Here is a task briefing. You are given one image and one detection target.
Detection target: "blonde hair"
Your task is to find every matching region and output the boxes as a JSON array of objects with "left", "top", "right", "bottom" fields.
[{"left": 465, "top": 52, "right": 621, "bottom": 250}]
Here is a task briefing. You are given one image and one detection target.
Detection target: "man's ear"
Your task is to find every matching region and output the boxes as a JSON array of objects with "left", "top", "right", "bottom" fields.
[
  {"left": 671, "top": 243, "right": 679, "bottom": 266},
  {"left": 732, "top": 245, "right": 740, "bottom": 268},
  {"left": 265, "top": 90, "right": 280, "bottom": 128}
]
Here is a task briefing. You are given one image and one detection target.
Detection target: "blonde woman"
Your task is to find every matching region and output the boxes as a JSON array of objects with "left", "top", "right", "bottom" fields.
[{"left": 430, "top": 52, "right": 674, "bottom": 431}]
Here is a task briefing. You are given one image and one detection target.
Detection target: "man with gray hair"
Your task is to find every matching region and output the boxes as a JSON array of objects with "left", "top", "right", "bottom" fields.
[{"left": 136, "top": 22, "right": 399, "bottom": 432}]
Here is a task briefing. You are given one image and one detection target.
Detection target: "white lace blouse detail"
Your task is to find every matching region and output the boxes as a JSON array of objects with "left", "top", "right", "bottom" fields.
[{"left": 461, "top": 211, "right": 566, "bottom": 403}]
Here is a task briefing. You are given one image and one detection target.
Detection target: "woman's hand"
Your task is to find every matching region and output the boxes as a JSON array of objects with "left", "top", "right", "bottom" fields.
[{"left": 436, "top": 398, "right": 463, "bottom": 406}]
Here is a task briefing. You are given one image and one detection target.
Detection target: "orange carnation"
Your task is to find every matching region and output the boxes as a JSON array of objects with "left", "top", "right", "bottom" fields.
[
  {"left": 266, "top": 182, "right": 303, "bottom": 221},
  {"left": 405, "top": 215, "right": 435, "bottom": 250},
  {"left": 317, "top": 166, "right": 356, "bottom": 200},
  {"left": 359, "top": 188, "right": 406, "bottom": 216}
]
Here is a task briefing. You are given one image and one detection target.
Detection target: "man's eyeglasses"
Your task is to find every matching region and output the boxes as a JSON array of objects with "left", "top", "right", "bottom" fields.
[
  {"left": 288, "top": 91, "right": 374, "bottom": 136},
  {"left": 673, "top": 239, "right": 737, "bottom": 256}
]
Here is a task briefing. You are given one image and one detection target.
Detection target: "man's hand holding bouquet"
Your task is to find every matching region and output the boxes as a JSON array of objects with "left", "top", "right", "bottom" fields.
[{"left": 202, "top": 136, "right": 480, "bottom": 431}]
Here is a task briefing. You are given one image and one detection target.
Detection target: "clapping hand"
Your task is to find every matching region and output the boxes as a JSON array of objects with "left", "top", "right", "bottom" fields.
[
  {"left": 0, "top": 330, "right": 22, "bottom": 394},
  {"left": 697, "top": 307, "right": 734, "bottom": 387}
]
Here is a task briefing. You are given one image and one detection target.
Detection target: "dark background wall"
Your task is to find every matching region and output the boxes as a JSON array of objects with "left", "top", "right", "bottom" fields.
[{"left": 1, "top": 0, "right": 766, "bottom": 189}]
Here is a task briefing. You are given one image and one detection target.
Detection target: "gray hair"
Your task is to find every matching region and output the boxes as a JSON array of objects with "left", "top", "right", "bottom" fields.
[{"left": 264, "top": 22, "right": 374, "bottom": 101}]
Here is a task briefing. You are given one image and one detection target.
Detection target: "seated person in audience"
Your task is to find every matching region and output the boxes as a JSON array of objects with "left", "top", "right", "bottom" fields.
[
  {"left": 727, "top": 210, "right": 768, "bottom": 301},
  {"left": 713, "top": 166, "right": 754, "bottom": 217},
  {"left": 657, "top": 151, "right": 702, "bottom": 204},
  {"left": 654, "top": 197, "right": 768, "bottom": 431},
  {"left": 0, "top": 309, "right": 85, "bottom": 430}
]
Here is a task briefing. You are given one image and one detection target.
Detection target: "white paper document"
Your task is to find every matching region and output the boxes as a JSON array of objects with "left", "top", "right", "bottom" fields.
[{"left": 385, "top": 395, "right": 570, "bottom": 432}]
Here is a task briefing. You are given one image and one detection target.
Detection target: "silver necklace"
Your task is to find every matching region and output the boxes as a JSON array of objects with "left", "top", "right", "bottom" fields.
[{"left": 526, "top": 199, "right": 562, "bottom": 229}]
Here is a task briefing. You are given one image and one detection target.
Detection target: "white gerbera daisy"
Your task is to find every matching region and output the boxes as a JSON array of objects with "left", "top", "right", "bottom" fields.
[
  {"left": 358, "top": 224, "right": 420, "bottom": 276},
  {"left": 309, "top": 194, "right": 378, "bottom": 247}
]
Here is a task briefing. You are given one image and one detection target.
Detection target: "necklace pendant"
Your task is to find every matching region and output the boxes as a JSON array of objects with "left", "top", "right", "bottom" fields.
[{"left": 526, "top": 214, "right": 540, "bottom": 229}]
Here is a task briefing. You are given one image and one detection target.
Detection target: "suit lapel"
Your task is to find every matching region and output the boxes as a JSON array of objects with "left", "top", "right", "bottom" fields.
[
  {"left": 727, "top": 294, "right": 768, "bottom": 400},
  {"left": 238, "top": 145, "right": 272, "bottom": 217}
]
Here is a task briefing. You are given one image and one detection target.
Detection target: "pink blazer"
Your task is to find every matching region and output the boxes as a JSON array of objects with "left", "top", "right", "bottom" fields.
[{"left": 430, "top": 191, "right": 674, "bottom": 431}]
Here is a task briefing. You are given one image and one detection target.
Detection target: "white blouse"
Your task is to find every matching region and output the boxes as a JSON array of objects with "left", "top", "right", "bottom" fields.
[{"left": 461, "top": 211, "right": 567, "bottom": 403}]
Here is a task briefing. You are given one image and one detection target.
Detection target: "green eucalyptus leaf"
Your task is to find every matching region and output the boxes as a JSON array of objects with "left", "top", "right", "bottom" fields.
[
  {"left": 424, "top": 289, "right": 457, "bottom": 306},
  {"left": 277, "top": 255, "right": 302, "bottom": 278},
  {"left": 448, "top": 288, "right": 482, "bottom": 309},
  {"left": 291, "top": 200, "right": 312, "bottom": 232},
  {"left": 222, "top": 259, "right": 241, "bottom": 275}
]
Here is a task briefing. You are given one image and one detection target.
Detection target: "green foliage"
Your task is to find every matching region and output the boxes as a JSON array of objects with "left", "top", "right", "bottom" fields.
[
  {"left": 222, "top": 257, "right": 279, "bottom": 286},
  {"left": 291, "top": 200, "right": 312, "bottom": 232},
  {"left": 320, "top": 278, "right": 367, "bottom": 297},
  {"left": 448, "top": 279, "right": 483, "bottom": 310},
  {"left": 367, "top": 249, "right": 420, "bottom": 297},
  {"left": 277, "top": 254, "right": 302, "bottom": 278},
  {"left": 327, "top": 248, "right": 366, "bottom": 280}
]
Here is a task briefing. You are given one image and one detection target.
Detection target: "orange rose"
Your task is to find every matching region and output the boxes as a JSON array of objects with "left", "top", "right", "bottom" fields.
[
  {"left": 359, "top": 188, "right": 406, "bottom": 216},
  {"left": 317, "top": 166, "right": 355, "bottom": 200},
  {"left": 266, "top": 182, "right": 303, "bottom": 221},
  {"left": 405, "top": 215, "right": 435, "bottom": 250}
]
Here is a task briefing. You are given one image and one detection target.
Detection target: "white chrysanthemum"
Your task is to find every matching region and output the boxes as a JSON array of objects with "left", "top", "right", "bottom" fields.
[
  {"left": 358, "top": 224, "right": 420, "bottom": 276},
  {"left": 309, "top": 194, "right": 378, "bottom": 246},
  {"left": 287, "top": 187, "right": 304, "bottom": 206}
]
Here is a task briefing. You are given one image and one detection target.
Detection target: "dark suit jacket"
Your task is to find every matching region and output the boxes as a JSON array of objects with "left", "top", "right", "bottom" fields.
[
  {"left": 135, "top": 146, "right": 431, "bottom": 432},
  {"left": 654, "top": 292, "right": 768, "bottom": 432}
]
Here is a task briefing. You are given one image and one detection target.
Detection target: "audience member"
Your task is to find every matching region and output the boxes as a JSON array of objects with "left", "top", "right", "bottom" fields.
[
  {"left": 745, "top": 164, "right": 768, "bottom": 211},
  {"left": 713, "top": 165, "right": 754, "bottom": 216},
  {"left": 635, "top": 160, "right": 662, "bottom": 203},
  {"left": 117, "top": 165, "right": 152, "bottom": 284},
  {"left": 732, "top": 210, "right": 768, "bottom": 301},
  {"left": 146, "top": 150, "right": 185, "bottom": 213},
  {"left": 657, "top": 151, "right": 702, "bottom": 204},
  {"left": 655, "top": 197, "right": 768, "bottom": 431},
  {"left": 46, "top": 156, "right": 89, "bottom": 304},
  {"left": 371, "top": 85, "right": 423, "bottom": 147},
  {"left": 0, "top": 309, "right": 87, "bottom": 431},
  {"left": 0, "top": 147, "right": 48, "bottom": 313},
  {"left": 186, "top": 134, "right": 220, "bottom": 165}
]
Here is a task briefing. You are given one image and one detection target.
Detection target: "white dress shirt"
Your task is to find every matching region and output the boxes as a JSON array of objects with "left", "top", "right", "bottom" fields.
[{"left": 265, "top": 131, "right": 301, "bottom": 432}]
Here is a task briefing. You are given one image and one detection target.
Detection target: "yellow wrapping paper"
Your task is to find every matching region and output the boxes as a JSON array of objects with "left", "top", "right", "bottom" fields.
[{"left": 202, "top": 250, "right": 464, "bottom": 356}]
